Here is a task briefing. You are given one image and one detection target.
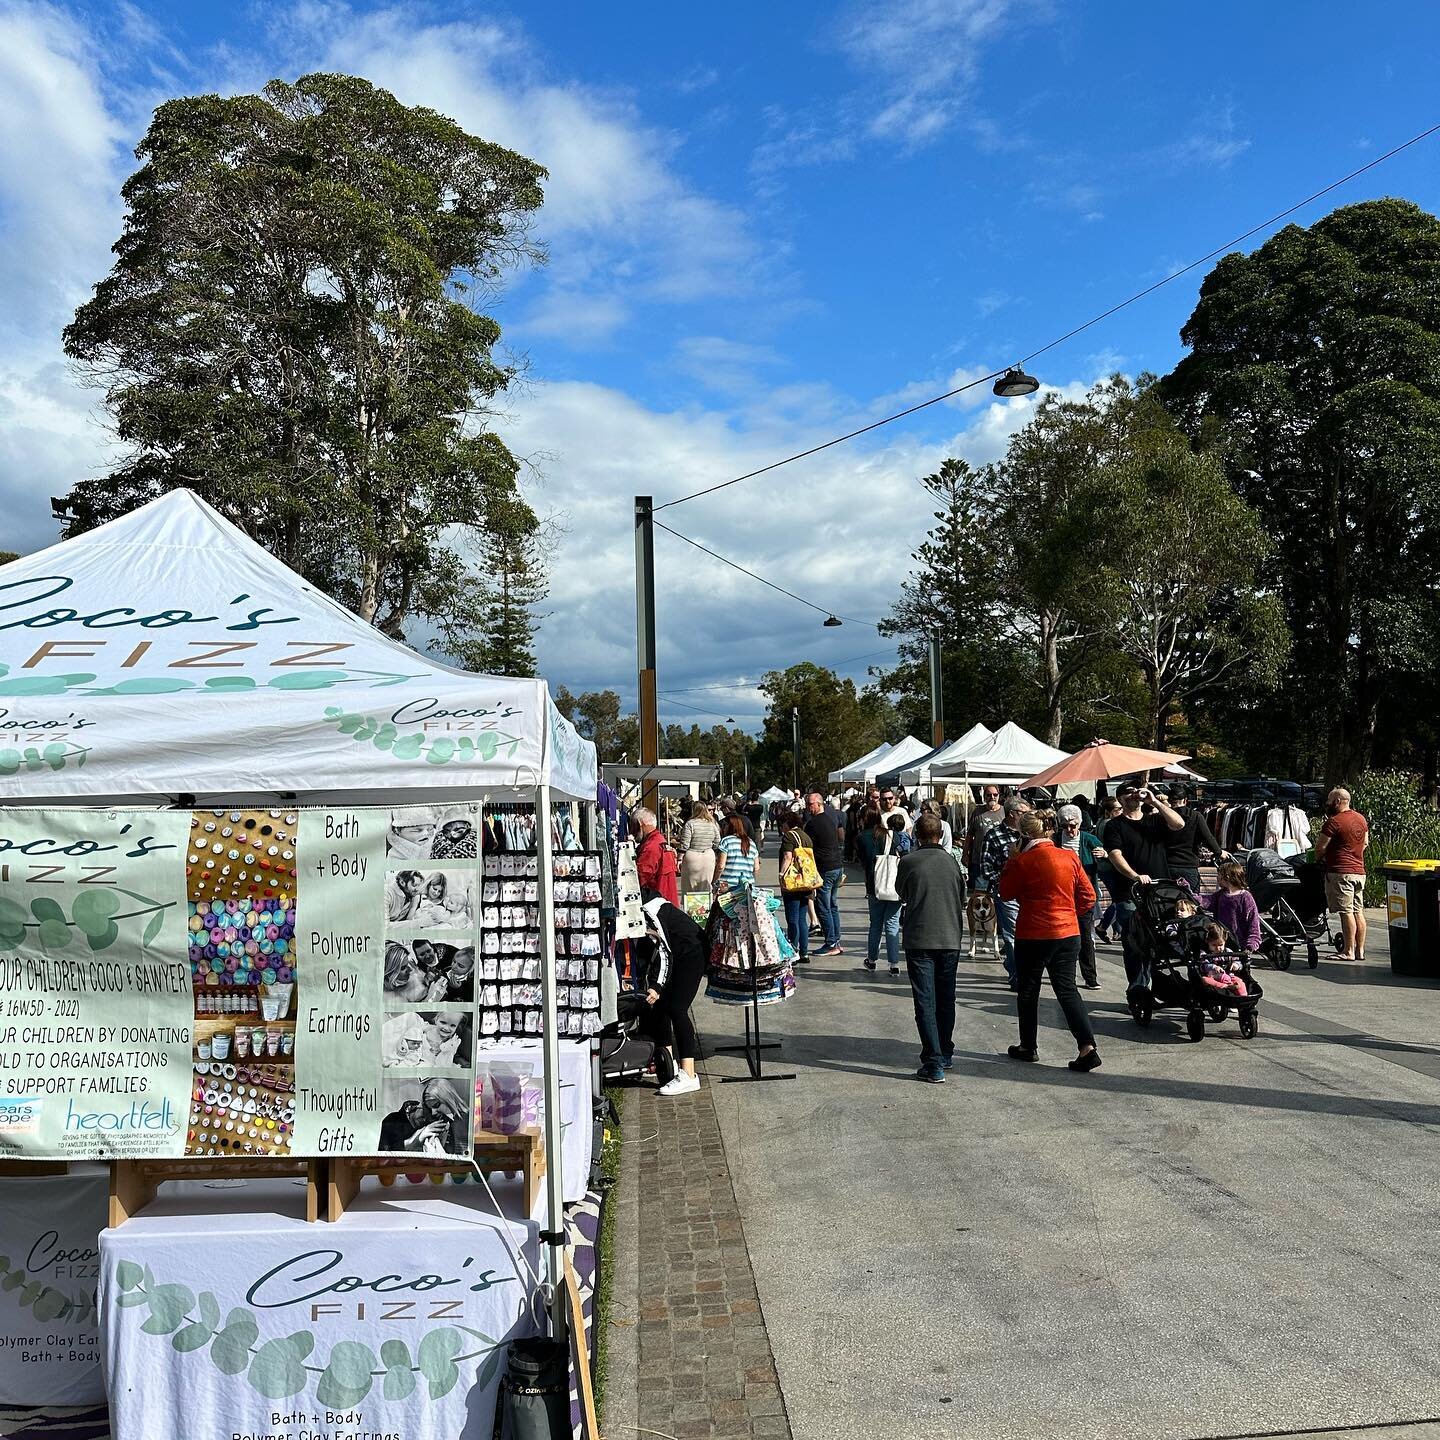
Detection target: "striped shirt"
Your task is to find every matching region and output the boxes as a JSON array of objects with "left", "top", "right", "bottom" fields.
[{"left": 715, "top": 834, "right": 757, "bottom": 890}]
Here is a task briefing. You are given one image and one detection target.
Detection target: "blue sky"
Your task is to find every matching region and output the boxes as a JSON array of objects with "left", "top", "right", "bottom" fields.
[{"left": 2, "top": 1, "right": 1438, "bottom": 734}]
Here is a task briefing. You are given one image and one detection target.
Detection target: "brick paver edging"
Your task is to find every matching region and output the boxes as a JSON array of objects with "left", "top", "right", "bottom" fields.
[{"left": 620, "top": 1072, "right": 794, "bottom": 1440}]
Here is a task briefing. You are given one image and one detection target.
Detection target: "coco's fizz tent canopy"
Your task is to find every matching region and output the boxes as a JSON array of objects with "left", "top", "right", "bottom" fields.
[{"left": 0, "top": 490, "right": 596, "bottom": 804}]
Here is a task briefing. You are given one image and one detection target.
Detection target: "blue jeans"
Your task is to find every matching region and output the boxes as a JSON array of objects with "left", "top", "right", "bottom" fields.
[
  {"left": 815, "top": 867, "right": 843, "bottom": 948},
  {"left": 905, "top": 948, "right": 959, "bottom": 1073},
  {"left": 783, "top": 894, "right": 810, "bottom": 958},
  {"left": 867, "top": 898, "right": 901, "bottom": 967},
  {"left": 997, "top": 898, "right": 1020, "bottom": 985}
]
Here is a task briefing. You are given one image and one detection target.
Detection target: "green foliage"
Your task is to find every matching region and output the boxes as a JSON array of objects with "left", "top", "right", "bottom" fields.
[
  {"left": 1161, "top": 198, "right": 1440, "bottom": 781},
  {"left": 753, "top": 662, "right": 897, "bottom": 788},
  {"left": 0, "top": 1253, "right": 95, "bottom": 1328},
  {"left": 1344, "top": 771, "right": 1440, "bottom": 904},
  {"left": 61, "top": 71, "right": 549, "bottom": 660}
]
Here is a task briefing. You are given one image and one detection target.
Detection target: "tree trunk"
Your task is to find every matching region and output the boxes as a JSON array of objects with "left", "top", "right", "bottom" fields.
[{"left": 1041, "top": 612, "right": 1063, "bottom": 746}]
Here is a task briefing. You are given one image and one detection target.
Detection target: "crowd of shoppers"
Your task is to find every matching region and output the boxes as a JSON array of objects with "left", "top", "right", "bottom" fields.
[{"left": 639, "top": 776, "right": 1373, "bottom": 1097}]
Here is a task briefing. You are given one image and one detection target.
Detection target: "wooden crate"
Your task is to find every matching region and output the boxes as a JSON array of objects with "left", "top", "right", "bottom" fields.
[
  {"left": 327, "top": 1127, "right": 545, "bottom": 1222},
  {"left": 108, "top": 1157, "right": 322, "bottom": 1227}
]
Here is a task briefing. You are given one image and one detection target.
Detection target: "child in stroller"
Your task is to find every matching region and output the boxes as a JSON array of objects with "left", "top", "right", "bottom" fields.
[
  {"left": 1197, "top": 921, "right": 1249, "bottom": 996},
  {"left": 1127, "top": 881, "right": 1263, "bottom": 1041}
]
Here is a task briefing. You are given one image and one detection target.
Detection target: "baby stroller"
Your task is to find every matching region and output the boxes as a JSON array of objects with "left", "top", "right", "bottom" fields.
[
  {"left": 1244, "top": 848, "right": 1322, "bottom": 969},
  {"left": 1127, "top": 882, "right": 1263, "bottom": 1041}
]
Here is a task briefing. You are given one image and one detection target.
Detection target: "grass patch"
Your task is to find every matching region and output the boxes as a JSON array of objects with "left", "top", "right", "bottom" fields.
[{"left": 592, "top": 1086, "right": 625, "bottom": 1414}]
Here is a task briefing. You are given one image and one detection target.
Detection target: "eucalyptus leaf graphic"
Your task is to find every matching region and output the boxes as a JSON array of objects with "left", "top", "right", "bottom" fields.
[
  {"left": 247, "top": 1331, "right": 315, "bottom": 1398},
  {"left": 140, "top": 1282, "right": 195, "bottom": 1335},
  {"left": 380, "top": 1338, "right": 416, "bottom": 1400},
  {"left": 211, "top": 1310, "right": 259, "bottom": 1375},
  {"left": 114, "top": 1289, "right": 150, "bottom": 1308},
  {"left": 391, "top": 732, "right": 424, "bottom": 760},
  {"left": 476, "top": 733, "right": 499, "bottom": 761},
  {"left": 0, "top": 899, "right": 25, "bottom": 944},
  {"left": 198, "top": 1291, "right": 221, "bottom": 1331},
  {"left": 171, "top": 1320, "right": 214, "bottom": 1353},
  {"left": 72, "top": 889, "right": 121, "bottom": 934},
  {"left": 416, "top": 1327, "right": 463, "bottom": 1399},
  {"left": 269, "top": 671, "right": 342, "bottom": 690},
  {"left": 316, "top": 1339, "right": 376, "bottom": 1407},
  {"left": 472, "top": 1344, "right": 503, "bottom": 1395},
  {"left": 0, "top": 673, "right": 96, "bottom": 696},
  {"left": 86, "top": 922, "right": 120, "bottom": 952},
  {"left": 31, "top": 1288, "right": 68, "bottom": 1322},
  {"left": 29, "top": 897, "right": 65, "bottom": 925},
  {"left": 37, "top": 919, "right": 71, "bottom": 951},
  {"left": 87, "top": 677, "right": 197, "bottom": 695},
  {"left": 141, "top": 908, "right": 166, "bottom": 946},
  {"left": 203, "top": 676, "right": 258, "bottom": 690},
  {"left": 424, "top": 738, "right": 456, "bottom": 766}
]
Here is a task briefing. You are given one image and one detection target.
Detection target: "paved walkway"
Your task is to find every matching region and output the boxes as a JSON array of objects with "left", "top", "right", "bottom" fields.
[
  {"left": 698, "top": 859, "right": 1440, "bottom": 1440},
  {"left": 609, "top": 1072, "right": 791, "bottom": 1439}
]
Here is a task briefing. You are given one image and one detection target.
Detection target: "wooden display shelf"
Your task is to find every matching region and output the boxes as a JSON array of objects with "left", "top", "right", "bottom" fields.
[
  {"left": 327, "top": 1126, "right": 545, "bottom": 1222},
  {"left": 109, "top": 1157, "right": 322, "bottom": 1227},
  {"left": 0, "top": 1159, "right": 70, "bottom": 1176}
]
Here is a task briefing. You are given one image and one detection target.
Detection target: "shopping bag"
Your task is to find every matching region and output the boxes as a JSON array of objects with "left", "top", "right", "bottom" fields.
[
  {"left": 873, "top": 833, "right": 900, "bottom": 903},
  {"left": 780, "top": 831, "right": 821, "bottom": 893}
]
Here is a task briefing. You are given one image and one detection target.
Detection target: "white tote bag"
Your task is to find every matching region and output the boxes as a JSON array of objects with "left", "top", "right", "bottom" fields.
[{"left": 873, "top": 832, "right": 900, "bottom": 903}]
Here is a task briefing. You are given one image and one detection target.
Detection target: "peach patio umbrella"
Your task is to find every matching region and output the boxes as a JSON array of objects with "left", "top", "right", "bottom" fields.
[{"left": 1019, "top": 738, "right": 1192, "bottom": 791}]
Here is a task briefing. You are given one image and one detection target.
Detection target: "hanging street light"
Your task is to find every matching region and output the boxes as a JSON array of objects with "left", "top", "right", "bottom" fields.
[
  {"left": 993, "top": 367, "right": 1040, "bottom": 398},
  {"left": 823, "top": 614, "right": 843, "bottom": 627}
]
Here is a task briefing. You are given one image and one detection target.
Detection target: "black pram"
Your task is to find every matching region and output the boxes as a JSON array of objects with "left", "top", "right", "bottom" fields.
[
  {"left": 1127, "top": 882, "right": 1263, "bottom": 1041},
  {"left": 1244, "top": 848, "right": 1322, "bottom": 970}
]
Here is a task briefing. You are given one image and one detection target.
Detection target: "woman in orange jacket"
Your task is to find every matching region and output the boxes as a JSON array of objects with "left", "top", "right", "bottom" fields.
[{"left": 998, "top": 813, "right": 1101, "bottom": 1072}]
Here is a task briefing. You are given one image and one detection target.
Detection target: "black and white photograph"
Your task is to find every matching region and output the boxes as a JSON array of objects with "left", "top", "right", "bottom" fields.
[
  {"left": 383, "top": 939, "right": 475, "bottom": 1005},
  {"left": 385, "top": 867, "right": 476, "bottom": 929},
  {"left": 385, "top": 805, "right": 479, "bottom": 860},
  {"left": 380, "top": 1008, "right": 473, "bottom": 1071},
  {"left": 377, "top": 1075, "right": 471, "bottom": 1158}
]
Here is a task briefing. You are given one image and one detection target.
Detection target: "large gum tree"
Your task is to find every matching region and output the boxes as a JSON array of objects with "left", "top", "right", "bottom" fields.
[{"left": 63, "top": 73, "right": 548, "bottom": 662}]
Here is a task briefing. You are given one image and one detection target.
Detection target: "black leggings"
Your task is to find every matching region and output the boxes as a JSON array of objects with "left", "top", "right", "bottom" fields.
[
  {"left": 642, "top": 960, "right": 704, "bottom": 1062},
  {"left": 1016, "top": 935, "right": 1095, "bottom": 1053}
]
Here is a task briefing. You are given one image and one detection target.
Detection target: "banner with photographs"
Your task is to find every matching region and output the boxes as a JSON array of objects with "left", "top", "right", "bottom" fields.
[{"left": 0, "top": 804, "right": 499, "bottom": 1161}]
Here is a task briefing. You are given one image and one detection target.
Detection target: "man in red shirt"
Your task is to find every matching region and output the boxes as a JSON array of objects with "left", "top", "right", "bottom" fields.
[
  {"left": 999, "top": 814, "right": 1100, "bottom": 1072},
  {"left": 1316, "top": 787, "right": 1370, "bottom": 961}
]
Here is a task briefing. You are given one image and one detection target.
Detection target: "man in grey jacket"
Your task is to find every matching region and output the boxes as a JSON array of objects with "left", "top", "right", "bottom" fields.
[{"left": 896, "top": 814, "right": 966, "bottom": 1084}]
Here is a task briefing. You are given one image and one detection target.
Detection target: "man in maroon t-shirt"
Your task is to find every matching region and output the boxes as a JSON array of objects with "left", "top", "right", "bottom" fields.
[{"left": 1316, "top": 787, "right": 1369, "bottom": 961}]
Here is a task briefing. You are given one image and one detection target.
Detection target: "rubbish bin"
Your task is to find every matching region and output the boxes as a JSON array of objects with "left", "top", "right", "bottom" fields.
[{"left": 1385, "top": 861, "right": 1440, "bottom": 978}]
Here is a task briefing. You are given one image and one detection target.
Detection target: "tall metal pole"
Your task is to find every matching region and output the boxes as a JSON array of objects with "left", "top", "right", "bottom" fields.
[
  {"left": 635, "top": 496, "right": 659, "bottom": 815},
  {"left": 929, "top": 632, "right": 945, "bottom": 748},
  {"left": 533, "top": 780, "right": 567, "bottom": 1337},
  {"left": 791, "top": 707, "right": 800, "bottom": 793}
]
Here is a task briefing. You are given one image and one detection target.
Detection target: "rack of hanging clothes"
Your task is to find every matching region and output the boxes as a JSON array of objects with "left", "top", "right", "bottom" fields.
[
  {"left": 481, "top": 800, "right": 584, "bottom": 856},
  {"left": 1204, "top": 793, "right": 1314, "bottom": 859}
]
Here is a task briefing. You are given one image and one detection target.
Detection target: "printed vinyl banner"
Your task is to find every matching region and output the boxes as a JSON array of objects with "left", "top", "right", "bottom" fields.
[{"left": 0, "top": 806, "right": 487, "bottom": 1161}]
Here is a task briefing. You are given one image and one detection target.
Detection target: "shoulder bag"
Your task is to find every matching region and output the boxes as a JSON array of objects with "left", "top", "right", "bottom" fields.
[
  {"left": 781, "top": 830, "right": 822, "bottom": 894},
  {"left": 873, "top": 832, "right": 901, "bottom": 903}
]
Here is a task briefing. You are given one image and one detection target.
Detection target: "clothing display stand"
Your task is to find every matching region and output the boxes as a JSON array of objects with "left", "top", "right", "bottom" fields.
[{"left": 715, "top": 933, "right": 796, "bottom": 1084}]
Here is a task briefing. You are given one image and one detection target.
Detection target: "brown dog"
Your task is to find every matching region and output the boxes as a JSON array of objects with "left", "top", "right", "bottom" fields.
[{"left": 967, "top": 889, "right": 1000, "bottom": 958}]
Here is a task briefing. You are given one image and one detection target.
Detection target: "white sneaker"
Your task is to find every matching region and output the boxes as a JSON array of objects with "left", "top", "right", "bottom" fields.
[{"left": 658, "top": 1072, "right": 699, "bottom": 1096}]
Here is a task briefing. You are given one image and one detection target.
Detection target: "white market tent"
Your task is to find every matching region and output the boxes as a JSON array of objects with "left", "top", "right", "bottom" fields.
[
  {"left": 872, "top": 734, "right": 946, "bottom": 785},
  {"left": 930, "top": 721, "right": 1068, "bottom": 787},
  {"left": 0, "top": 489, "right": 597, "bottom": 1331},
  {"left": 897, "top": 722, "right": 993, "bottom": 786},
  {"left": 827, "top": 739, "right": 893, "bottom": 784},
  {"left": 758, "top": 785, "right": 791, "bottom": 803}
]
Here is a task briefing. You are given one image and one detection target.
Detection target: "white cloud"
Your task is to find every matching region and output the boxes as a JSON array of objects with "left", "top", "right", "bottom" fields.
[{"left": 1156, "top": 101, "right": 1250, "bottom": 171}]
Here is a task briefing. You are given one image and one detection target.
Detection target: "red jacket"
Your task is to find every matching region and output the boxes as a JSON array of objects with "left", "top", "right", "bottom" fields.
[
  {"left": 635, "top": 828, "right": 679, "bottom": 904},
  {"left": 998, "top": 840, "right": 1096, "bottom": 940}
]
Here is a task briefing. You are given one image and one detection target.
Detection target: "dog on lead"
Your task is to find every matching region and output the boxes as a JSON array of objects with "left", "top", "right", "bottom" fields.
[{"left": 967, "top": 888, "right": 1000, "bottom": 958}]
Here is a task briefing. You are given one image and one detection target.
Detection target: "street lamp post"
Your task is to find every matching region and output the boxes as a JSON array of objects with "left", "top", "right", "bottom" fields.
[{"left": 791, "top": 707, "right": 800, "bottom": 793}]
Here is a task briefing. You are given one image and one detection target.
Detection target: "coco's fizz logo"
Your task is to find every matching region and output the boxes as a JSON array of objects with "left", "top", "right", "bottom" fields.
[
  {"left": 63, "top": 1097, "right": 176, "bottom": 1133},
  {"left": 0, "top": 1094, "right": 41, "bottom": 1134}
]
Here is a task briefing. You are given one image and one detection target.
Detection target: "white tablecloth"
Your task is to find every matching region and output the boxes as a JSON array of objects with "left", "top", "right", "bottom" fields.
[
  {"left": 99, "top": 1177, "right": 541, "bottom": 1440},
  {"left": 0, "top": 1169, "right": 108, "bottom": 1404},
  {"left": 477, "top": 1038, "right": 594, "bottom": 1203}
]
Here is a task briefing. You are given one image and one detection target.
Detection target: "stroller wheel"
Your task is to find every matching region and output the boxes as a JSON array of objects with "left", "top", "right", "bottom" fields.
[
  {"left": 1275, "top": 946, "right": 1293, "bottom": 971},
  {"left": 1186, "top": 1010, "right": 1205, "bottom": 1043},
  {"left": 1207, "top": 1003, "right": 1229, "bottom": 1024},
  {"left": 1239, "top": 1010, "right": 1259, "bottom": 1039},
  {"left": 1306, "top": 942, "right": 1319, "bottom": 969},
  {"left": 1129, "top": 995, "right": 1152, "bottom": 1027}
]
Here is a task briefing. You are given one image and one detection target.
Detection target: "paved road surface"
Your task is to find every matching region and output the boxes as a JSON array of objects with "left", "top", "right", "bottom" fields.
[{"left": 703, "top": 858, "right": 1440, "bottom": 1440}]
